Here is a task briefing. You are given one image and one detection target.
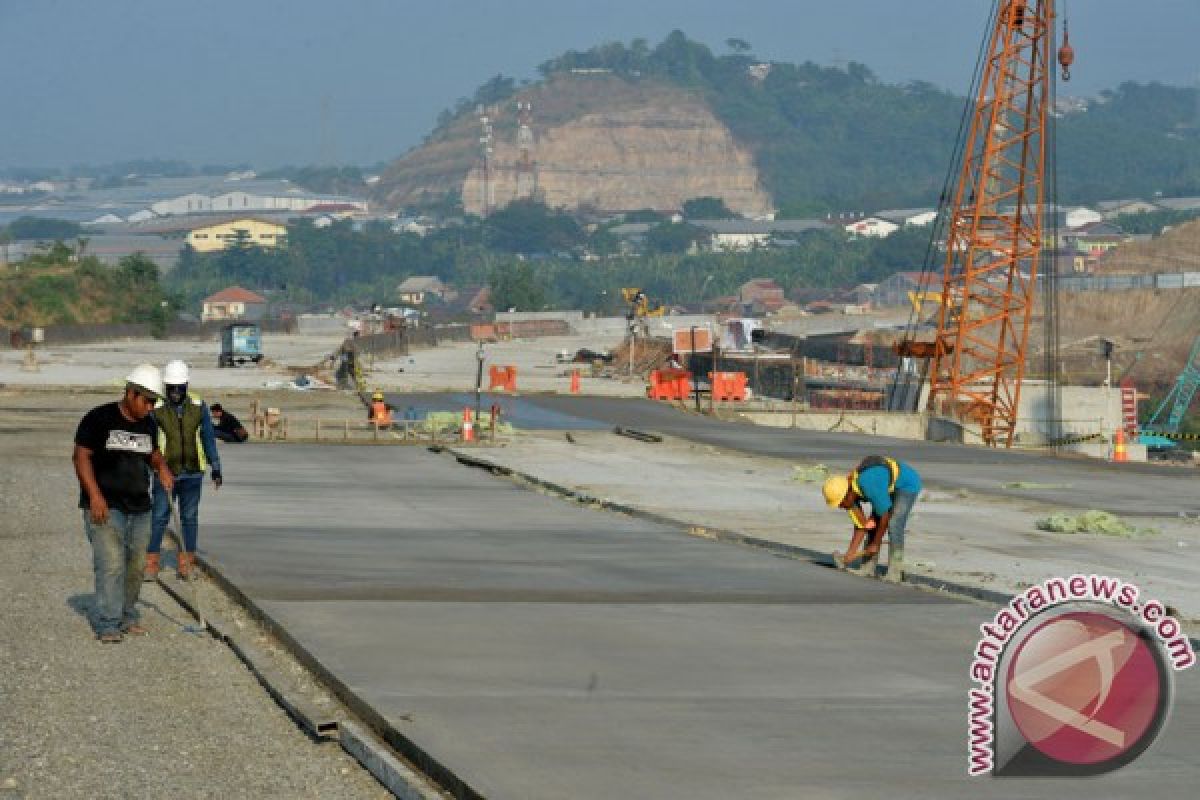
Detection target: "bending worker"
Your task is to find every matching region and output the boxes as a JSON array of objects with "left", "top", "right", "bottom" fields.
[
  {"left": 146, "top": 360, "right": 222, "bottom": 580},
  {"left": 822, "top": 455, "right": 921, "bottom": 582}
]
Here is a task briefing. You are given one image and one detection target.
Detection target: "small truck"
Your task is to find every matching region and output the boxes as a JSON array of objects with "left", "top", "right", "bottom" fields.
[{"left": 218, "top": 322, "right": 263, "bottom": 367}]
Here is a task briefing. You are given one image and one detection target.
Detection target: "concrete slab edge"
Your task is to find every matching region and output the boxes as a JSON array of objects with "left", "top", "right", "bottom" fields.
[
  {"left": 154, "top": 576, "right": 339, "bottom": 740},
  {"left": 340, "top": 721, "right": 449, "bottom": 800},
  {"left": 447, "top": 449, "right": 1200, "bottom": 650},
  {"left": 191, "top": 557, "right": 483, "bottom": 800}
]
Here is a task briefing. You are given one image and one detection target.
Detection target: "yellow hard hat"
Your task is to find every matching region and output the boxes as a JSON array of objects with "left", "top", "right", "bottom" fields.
[
  {"left": 371, "top": 390, "right": 384, "bottom": 401},
  {"left": 822, "top": 474, "right": 850, "bottom": 507}
]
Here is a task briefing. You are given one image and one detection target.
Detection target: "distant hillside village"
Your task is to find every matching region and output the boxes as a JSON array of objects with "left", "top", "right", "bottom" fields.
[{"left": 3, "top": 168, "right": 1200, "bottom": 322}]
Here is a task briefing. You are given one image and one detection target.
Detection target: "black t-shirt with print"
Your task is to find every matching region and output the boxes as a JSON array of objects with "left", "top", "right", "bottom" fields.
[{"left": 74, "top": 402, "right": 158, "bottom": 513}]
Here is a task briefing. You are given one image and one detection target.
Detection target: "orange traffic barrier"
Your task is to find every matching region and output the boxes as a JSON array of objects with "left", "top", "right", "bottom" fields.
[
  {"left": 1112, "top": 428, "right": 1128, "bottom": 463},
  {"left": 648, "top": 369, "right": 691, "bottom": 401},
  {"left": 709, "top": 371, "right": 748, "bottom": 402},
  {"left": 462, "top": 407, "right": 475, "bottom": 442},
  {"left": 488, "top": 365, "right": 518, "bottom": 391},
  {"left": 569, "top": 369, "right": 581, "bottom": 394}
]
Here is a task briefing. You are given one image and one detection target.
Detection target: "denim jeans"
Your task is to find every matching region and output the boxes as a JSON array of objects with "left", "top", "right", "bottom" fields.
[
  {"left": 150, "top": 472, "right": 204, "bottom": 554},
  {"left": 83, "top": 508, "right": 152, "bottom": 634},
  {"left": 888, "top": 489, "right": 919, "bottom": 550}
]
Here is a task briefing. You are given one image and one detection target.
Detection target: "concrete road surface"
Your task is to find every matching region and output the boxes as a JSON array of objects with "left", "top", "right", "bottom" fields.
[
  {"left": 205, "top": 445, "right": 1200, "bottom": 799},
  {"left": 383, "top": 391, "right": 1200, "bottom": 518}
]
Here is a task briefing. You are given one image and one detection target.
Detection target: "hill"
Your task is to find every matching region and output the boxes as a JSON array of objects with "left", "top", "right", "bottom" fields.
[
  {"left": 372, "top": 32, "right": 1200, "bottom": 216},
  {"left": 1056, "top": 221, "right": 1200, "bottom": 404}
]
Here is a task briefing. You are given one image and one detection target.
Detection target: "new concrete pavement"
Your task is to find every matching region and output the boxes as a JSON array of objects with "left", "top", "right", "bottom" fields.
[
  {"left": 384, "top": 391, "right": 1200, "bottom": 517},
  {"left": 205, "top": 444, "right": 1200, "bottom": 799}
]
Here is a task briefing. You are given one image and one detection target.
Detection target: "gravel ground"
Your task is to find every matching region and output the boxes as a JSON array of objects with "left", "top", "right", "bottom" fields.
[{"left": 0, "top": 389, "right": 393, "bottom": 800}]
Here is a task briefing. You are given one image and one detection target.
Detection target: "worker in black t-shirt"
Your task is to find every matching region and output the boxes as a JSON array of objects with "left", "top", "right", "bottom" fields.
[
  {"left": 209, "top": 403, "right": 248, "bottom": 443},
  {"left": 72, "top": 364, "right": 175, "bottom": 643}
]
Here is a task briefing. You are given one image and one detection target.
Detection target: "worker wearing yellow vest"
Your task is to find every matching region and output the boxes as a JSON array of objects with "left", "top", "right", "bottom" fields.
[
  {"left": 145, "top": 360, "right": 222, "bottom": 580},
  {"left": 822, "top": 455, "right": 921, "bottom": 582}
]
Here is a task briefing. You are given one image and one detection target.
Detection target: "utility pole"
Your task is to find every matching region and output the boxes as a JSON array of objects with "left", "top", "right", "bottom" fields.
[
  {"left": 475, "top": 341, "right": 486, "bottom": 423},
  {"left": 478, "top": 107, "right": 494, "bottom": 218}
]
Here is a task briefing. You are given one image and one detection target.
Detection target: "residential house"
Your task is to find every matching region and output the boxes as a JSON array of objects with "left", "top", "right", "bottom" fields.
[
  {"left": 202, "top": 286, "right": 267, "bottom": 322},
  {"left": 396, "top": 275, "right": 454, "bottom": 305},
  {"left": 852, "top": 283, "right": 879, "bottom": 307},
  {"left": 1062, "top": 222, "right": 1132, "bottom": 265},
  {"left": 874, "top": 208, "right": 938, "bottom": 227},
  {"left": 843, "top": 216, "right": 900, "bottom": 238},
  {"left": 81, "top": 235, "right": 186, "bottom": 270},
  {"left": 1153, "top": 196, "right": 1200, "bottom": 213},
  {"left": 692, "top": 219, "right": 826, "bottom": 250},
  {"left": 738, "top": 278, "right": 787, "bottom": 313},
  {"left": 1096, "top": 199, "right": 1159, "bottom": 219},
  {"left": 1063, "top": 206, "right": 1104, "bottom": 229},
  {"left": 186, "top": 216, "right": 288, "bottom": 253},
  {"left": 872, "top": 271, "right": 939, "bottom": 309}
]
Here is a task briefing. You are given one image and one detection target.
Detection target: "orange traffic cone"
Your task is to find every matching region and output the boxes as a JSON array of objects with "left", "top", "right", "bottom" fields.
[
  {"left": 569, "top": 369, "right": 581, "bottom": 394},
  {"left": 1112, "top": 428, "right": 1128, "bottom": 463},
  {"left": 462, "top": 407, "right": 474, "bottom": 443}
]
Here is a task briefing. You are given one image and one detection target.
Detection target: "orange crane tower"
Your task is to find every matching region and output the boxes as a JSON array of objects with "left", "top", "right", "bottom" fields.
[{"left": 925, "top": 0, "right": 1073, "bottom": 446}]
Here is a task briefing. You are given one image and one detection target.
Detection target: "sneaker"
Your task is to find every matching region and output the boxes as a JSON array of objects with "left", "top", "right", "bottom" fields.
[{"left": 96, "top": 631, "right": 123, "bottom": 644}]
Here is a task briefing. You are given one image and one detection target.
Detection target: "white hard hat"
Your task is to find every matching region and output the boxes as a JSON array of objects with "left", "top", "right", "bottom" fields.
[
  {"left": 126, "top": 364, "right": 165, "bottom": 399},
  {"left": 163, "top": 359, "right": 190, "bottom": 386}
]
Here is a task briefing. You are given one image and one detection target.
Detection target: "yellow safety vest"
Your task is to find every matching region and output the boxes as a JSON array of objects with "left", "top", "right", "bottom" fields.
[{"left": 846, "top": 456, "right": 900, "bottom": 527}]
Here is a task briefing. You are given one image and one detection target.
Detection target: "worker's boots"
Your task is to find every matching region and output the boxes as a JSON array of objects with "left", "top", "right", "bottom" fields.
[
  {"left": 850, "top": 551, "right": 879, "bottom": 577},
  {"left": 143, "top": 553, "right": 160, "bottom": 582},
  {"left": 884, "top": 546, "right": 905, "bottom": 583},
  {"left": 177, "top": 552, "right": 194, "bottom": 580}
]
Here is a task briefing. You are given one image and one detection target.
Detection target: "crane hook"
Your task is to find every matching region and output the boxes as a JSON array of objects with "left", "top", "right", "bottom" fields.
[{"left": 1058, "top": 21, "right": 1074, "bottom": 81}]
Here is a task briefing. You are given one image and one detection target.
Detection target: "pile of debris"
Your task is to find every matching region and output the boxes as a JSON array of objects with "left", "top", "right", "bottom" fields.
[{"left": 609, "top": 336, "right": 674, "bottom": 376}]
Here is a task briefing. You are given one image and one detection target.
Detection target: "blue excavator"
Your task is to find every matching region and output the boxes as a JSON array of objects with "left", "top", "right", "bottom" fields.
[{"left": 1142, "top": 333, "right": 1200, "bottom": 455}]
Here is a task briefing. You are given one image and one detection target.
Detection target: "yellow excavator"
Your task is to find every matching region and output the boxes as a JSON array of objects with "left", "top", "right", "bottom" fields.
[{"left": 621, "top": 287, "right": 666, "bottom": 319}]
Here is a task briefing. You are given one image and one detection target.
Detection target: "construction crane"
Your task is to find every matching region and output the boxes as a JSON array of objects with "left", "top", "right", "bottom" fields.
[
  {"left": 914, "top": 1, "right": 1073, "bottom": 446},
  {"left": 1146, "top": 333, "right": 1200, "bottom": 436}
]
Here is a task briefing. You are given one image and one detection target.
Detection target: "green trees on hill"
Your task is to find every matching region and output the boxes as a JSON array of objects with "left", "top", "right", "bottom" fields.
[
  {"left": 514, "top": 32, "right": 1200, "bottom": 212},
  {"left": 1, "top": 244, "right": 175, "bottom": 328},
  {"left": 2, "top": 216, "right": 84, "bottom": 241}
]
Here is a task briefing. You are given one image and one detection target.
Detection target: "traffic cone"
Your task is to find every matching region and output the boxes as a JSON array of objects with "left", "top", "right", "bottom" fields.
[
  {"left": 462, "top": 407, "right": 474, "bottom": 443},
  {"left": 1112, "top": 428, "right": 1128, "bottom": 463},
  {"left": 569, "top": 369, "right": 581, "bottom": 394}
]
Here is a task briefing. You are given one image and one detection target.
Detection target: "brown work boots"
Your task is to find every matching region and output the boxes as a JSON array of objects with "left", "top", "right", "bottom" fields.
[
  {"left": 143, "top": 552, "right": 160, "bottom": 582},
  {"left": 176, "top": 552, "right": 196, "bottom": 580}
]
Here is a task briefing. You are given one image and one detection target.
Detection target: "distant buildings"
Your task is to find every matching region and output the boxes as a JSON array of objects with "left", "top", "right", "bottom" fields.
[
  {"left": 185, "top": 216, "right": 288, "bottom": 253},
  {"left": 396, "top": 276, "right": 453, "bottom": 305},
  {"left": 202, "top": 286, "right": 267, "bottom": 322}
]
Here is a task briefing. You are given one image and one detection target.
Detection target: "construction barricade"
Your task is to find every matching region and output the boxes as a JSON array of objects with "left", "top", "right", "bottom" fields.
[
  {"left": 648, "top": 369, "right": 691, "bottom": 401},
  {"left": 709, "top": 371, "right": 748, "bottom": 403},
  {"left": 488, "top": 365, "right": 518, "bottom": 391}
]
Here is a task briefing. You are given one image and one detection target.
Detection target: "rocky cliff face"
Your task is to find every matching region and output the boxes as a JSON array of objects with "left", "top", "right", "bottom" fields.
[{"left": 371, "top": 75, "right": 773, "bottom": 217}]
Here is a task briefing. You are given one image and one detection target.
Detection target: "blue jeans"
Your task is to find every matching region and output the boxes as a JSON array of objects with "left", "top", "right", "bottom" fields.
[
  {"left": 150, "top": 472, "right": 204, "bottom": 554},
  {"left": 83, "top": 508, "right": 152, "bottom": 634},
  {"left": 888, "top": 489, "right": 919, "bottom": 550}
]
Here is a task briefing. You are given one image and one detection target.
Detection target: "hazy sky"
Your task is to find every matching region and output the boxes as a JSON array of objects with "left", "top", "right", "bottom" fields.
[{"left": 2, "top": 0, "right": 1198, "bottom": 169}]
